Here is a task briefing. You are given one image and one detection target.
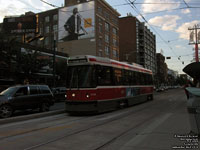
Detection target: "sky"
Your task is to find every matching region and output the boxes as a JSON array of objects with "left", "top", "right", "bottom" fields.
[{"left": 0, "top": 0, "right": 200, "bottom": 74}]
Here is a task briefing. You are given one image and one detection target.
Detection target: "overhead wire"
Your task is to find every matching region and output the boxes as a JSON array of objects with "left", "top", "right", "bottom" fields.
[
  {"left": 112, "top": 0, "right": 200, "bottom": 16},
  {"left": 182, "top": 0, "right": 190, "bottom": 8},
  {"left": 125, "top": 0, "right": 186, "bottom": 65},
  {"left": 157, "top": 38, "right": 181, "bottom": 43},
  {"left": 113, "top": 1, "right": 200, "bottom": 6}
]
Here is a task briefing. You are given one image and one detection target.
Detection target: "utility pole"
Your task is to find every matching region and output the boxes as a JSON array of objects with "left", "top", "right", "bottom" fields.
[
  {"left": 53, "top": 32, "right": 56, "bottom": 87},
  {"left": 188, "top": 24, "right": 200, "bottom": 62}
]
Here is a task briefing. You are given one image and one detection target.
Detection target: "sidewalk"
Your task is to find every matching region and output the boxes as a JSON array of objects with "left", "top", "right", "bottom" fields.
[{"left": 120, "top": 106, "right": 199, "bottom": 149}]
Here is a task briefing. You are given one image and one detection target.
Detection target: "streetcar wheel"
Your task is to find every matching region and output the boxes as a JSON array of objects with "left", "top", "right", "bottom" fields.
[
  {"left": 0, "top": 105, "right": 13, "bottom": 118},
  {"left": 148, "top": 94, "right": 154, "bottom": 101}
]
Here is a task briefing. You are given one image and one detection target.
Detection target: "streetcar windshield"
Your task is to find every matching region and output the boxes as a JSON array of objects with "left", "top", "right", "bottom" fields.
[{"left": 66, "top": 65, "right": 96, "bottom": 88}]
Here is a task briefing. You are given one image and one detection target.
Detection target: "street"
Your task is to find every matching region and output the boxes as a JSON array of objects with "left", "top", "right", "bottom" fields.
[
  {"left": 10, "top": 101, "right": 65, "bottom": 117},
  {"left": 0, "top": 89, "right": 199, "bottom": 150}
]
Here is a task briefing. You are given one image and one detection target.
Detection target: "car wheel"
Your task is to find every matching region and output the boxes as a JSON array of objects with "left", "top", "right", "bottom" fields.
[
  {"left": 40, "top": 103, "right": 50, "bottom": 112},
  {"left": 0, "top": 105, "right": 13, "bottom": 118}
]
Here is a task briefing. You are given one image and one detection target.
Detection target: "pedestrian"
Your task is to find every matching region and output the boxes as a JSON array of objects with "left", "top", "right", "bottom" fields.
[{"left": 184, "top": 80, "right": 192, "bottom": 99}]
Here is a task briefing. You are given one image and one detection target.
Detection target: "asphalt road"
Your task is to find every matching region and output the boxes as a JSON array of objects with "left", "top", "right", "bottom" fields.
[
  {"left": 11, "top": 101, "right": 65, "bottom": 117},
  {"left": 0, "top": 89, "right": 199, "bottom": 150}
]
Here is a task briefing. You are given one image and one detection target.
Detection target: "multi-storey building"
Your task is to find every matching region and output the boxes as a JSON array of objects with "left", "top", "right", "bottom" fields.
[
  {"left": 2, "top": 0, "right": 120, "bottom": 60},
  {"left": 119, "top": 16, "right": 156, "bottom": 74},
  {"left": 37, "top": 9, "right": 58, "bottom": 50},
  {"left": 58, "top": 0, "right": 120, "bottom": 60},
  {"left": 156, "top": 53, "right": 168, "bottom": 85}
]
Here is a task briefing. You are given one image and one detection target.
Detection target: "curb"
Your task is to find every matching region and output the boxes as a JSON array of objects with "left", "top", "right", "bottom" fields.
[{"left": 0, "top": 109, "right": 65, "bottom": 125}]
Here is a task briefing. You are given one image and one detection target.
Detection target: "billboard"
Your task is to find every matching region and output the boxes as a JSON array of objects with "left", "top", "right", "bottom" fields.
[
  {"left": 58, "top": 1, "right": 95, "bottom": 41},
  {"left": 3, "top": 15, "right": 36, "bottom": 34}
]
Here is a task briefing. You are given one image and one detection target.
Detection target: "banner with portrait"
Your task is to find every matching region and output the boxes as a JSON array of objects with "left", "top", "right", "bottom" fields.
[{"left": 58, "top": 1, "right": 95, "bottom": 41}]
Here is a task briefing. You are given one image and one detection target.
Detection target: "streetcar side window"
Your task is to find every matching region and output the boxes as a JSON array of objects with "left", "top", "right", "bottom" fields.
[
  {"left": 132, "top": 71, "right": 137, "bottom": 85},
  {"left": 96, "top": 66, "right": 112, "bottom": 86},
  {"left": 135, "top": 72, "right": 140, "bottom": 85},
  {"left": 113, "top": 68, "right": 123, "bottom": 85},
  {"left": 123, "top": 70, "right": 129, "bottom": 85},
  {"left": 147, "top": 74, "right": 153, "bottom": 85}
]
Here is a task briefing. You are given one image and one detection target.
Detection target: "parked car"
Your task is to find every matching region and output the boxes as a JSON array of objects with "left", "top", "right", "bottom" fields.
[
  {"left": 0, "top": 85, "right": 54, "bottom": 118},
  {"left": 51, "top": 87, "right": 67, "bottom": 102},
  {"left": 156, "top": 86, "right": 165, "bottom": 92}
]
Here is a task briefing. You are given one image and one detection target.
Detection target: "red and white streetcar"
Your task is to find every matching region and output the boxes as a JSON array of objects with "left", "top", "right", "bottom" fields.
[{"left": 65, "top": 55, "right": 153, "bottom": 114}]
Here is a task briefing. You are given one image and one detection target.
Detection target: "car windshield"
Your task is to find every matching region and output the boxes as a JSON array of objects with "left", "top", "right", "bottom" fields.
[
  {"left": 66, "top": 65, "right": 96, "bottom": 88},
  {"left": 0, "top": 87, "right": 16, "bottom": 96}
]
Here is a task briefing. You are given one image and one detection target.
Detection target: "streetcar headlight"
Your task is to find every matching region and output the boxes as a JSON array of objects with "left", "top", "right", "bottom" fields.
[
  {"left": 65, "top": 94, "right": 67, "bottom": 98},
  {"left": 86, "top": 94, "right": 90, "bottom": 98},
  {"left": 72, "top": 93, "right": 76, "bottom": 97}
]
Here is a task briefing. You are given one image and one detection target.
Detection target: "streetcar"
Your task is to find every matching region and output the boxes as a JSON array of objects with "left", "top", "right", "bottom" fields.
[{"left": 65, "top": 55, "right": 154, "bottom": 114}]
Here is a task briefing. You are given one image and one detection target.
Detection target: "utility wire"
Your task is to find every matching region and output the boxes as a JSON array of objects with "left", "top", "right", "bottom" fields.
[
  {"left": 113, "top": 3, "right": 200, "bottom": 16},
  {"left": 40, "top": 0, "right": 59, "bottom": 8},
  {"left": 126, "top": 0, "right": 183, "bottom": 64},
  {"left": 113, "top": 2, "right": 200, "bottom": 6},
  {"left": 157, "top": 38, "right": 181, "bottom": 43},
  {"left": 183, "top": 0, "right": 190, "bottom": 8}
]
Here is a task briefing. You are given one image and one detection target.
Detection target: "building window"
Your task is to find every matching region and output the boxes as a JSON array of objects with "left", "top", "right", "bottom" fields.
[
  {"left": 105, "top": 22, "right": 109, "bottom": 32},
  {"left": 98, "top": 49, "right": 103, "bottom": 57},
  {"left": 112, "top": 17, "right": 118, "bottom": 25},
  {"left": 105, "top": 45, "right": 110, "bottom": 56},
  {"left": 98, "top": 6, "right": 103, "bottom": 15},
  {"left": 113, "top": 49, "right": 117, "bottom": 58},
  {"left": 104, "top": 11, "right": 109, "bottom": 20},
  {"left": 53, "top": 14, "right": 58, "bottom": 21},
  {"left": 113, "top": 49, "right": 118, "bottom": 58},
  {"left": 113, "top": 38, "right": 117, "bottom": 47},
  {"left": 44, "top": 37, "right": 49, "bottom": 45},
  {"left": 99, "top": 24, "right": 102, "bottom": 33},
  {"left": 45, "top": 16, "right": 50, "bottom": 22},
  {"left": 45, "top": 26, "right": 50, "bottom": 33},
  {"left": 105, "top": 34, "right": 109, "bottom": 43},
  {"left": 98, "top": 37, "right": 102, "bottom": 47},
  {"left": 98, "top": 17, "right": 102, "bottom": 23},
  {"left": 113, "top": 27, "right": 117, "bottom": 35},
  {"left": 40, "top": 27, "right": 43, "bottom": 34},
  {"left": 53, "top": 25, "right": 58, "bottom": 32},
  {"left": 61, "top": 48, "right": 64, "bottom": 52}
]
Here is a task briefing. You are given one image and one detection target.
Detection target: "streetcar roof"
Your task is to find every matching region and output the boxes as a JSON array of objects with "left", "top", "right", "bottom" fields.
[{"left": 68, "top": 55, "right": 152, "bottom": 74}]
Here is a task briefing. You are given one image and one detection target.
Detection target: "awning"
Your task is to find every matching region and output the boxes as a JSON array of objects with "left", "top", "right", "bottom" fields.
[{"left": 183, "top": 62, "right": 200, "bottom": 79}]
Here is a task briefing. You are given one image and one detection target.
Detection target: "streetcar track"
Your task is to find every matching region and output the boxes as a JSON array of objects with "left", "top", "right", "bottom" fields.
[
  {"left": 1, "top": 89, "right": 183, "bottom": 150},
  {"left": 22, "top": 99, "right": 170, "bottom": 150},
  {"left": 94, "top": 112, "right": 162, "bottom": 150},
  {"left": 0, "top": 116, "right": 91, "bottom": 141}
]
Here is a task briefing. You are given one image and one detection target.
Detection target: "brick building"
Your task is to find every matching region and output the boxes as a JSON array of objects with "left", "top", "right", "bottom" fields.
[
  {"left": 58, "top": 0, "right": 120, "bottom": 60},
  {"left": 119, "top": 16, "right": 156, "bottom": 74},
  {"left": 37, "top": 9, "right": 58, "bottom": 50},
  {"left": 156, "top": 53, "right": 168, "bottom": 86}
]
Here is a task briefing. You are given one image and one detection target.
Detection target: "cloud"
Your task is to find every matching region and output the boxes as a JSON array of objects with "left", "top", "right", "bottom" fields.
[
  {"left": 141, "top": 0, "right": 180, "bottom": 14},
  {"left": 181, "top": 9, "right": 190, "bottom": 14},
  {"left": 0, "top": 0, "right": 52, "bottom": 22},
  {"left": 176, "top": 20, "right": 200, "bottom": 40},
  {"left": 0, "top": 0, "right": 27, "bottom": 22},
  {"left": 148, "top": 15, "right": 181, "bottom": 31},
  {"left": 175, "top": 45, "right": 182, "bottom": 48}
]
